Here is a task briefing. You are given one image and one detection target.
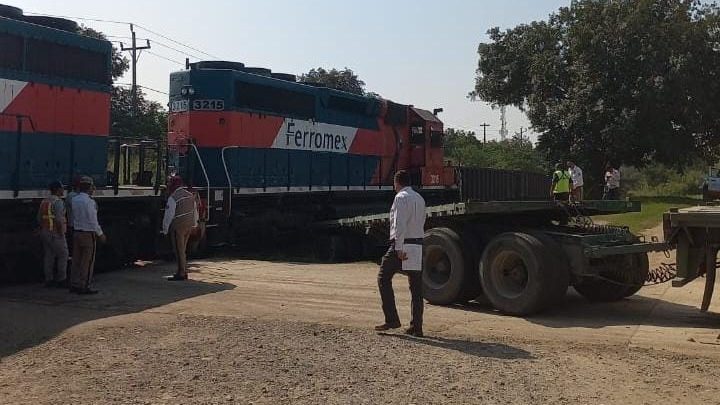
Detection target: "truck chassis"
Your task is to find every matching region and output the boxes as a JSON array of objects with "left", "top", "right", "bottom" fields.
[{"left": 323, "top": 200, "right": 667, "bottom": 315}]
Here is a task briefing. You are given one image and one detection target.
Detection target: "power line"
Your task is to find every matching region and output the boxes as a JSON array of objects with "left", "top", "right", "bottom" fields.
[
  {"left": 133, "top": 23, "right": 221, "bottom": 59},
  {"left": 117, "top": 83, "right": 169, "bottom": 96},
  {"left": 145, "top": 50, "right": 185, "bottom": 66},
  {"left": 26, "top": 12, "right": 219, "bottom": 60},
  {"left": 24, "top": 12, "right": 129, "bottom": 25},
  {"left": 150, "top": 39, "right": 205, "bottom": 61}
]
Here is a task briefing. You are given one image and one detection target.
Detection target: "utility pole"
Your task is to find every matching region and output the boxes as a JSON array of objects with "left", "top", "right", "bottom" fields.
[
  {"left": 121, "top": 24, "right": 151, "bottom": 118},
  {"left": 479, "top": 122, "right": 490, "bottom": 144},
  {"left": 515, "top": 127, "right": 525, "bottom": 142}
]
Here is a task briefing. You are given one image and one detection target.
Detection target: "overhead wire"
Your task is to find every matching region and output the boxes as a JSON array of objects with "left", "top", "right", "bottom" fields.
[
  {"left": 25, "top": 12, "right": 219, "bottom": 60},
  {"left": 133, "top": 23, "right": 221, "bottom": 60}
]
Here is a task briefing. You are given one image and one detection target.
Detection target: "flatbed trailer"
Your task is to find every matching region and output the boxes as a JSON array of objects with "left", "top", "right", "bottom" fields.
[
  {"left": 322, "top": 199, "right": 667, "bottom": 315},
  {"left": 664, "top": 206, "right": 720, "bottom": 311}
]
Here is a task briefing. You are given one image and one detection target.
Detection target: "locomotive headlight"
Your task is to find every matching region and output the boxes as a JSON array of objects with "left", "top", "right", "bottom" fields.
[{"left": 180, "top": 85, "right": 195, "bottom": 96}]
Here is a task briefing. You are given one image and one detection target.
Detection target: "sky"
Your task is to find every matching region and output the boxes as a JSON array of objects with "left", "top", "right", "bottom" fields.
[{"left": 16, "top": 0, "right": 570, "bottom": 142}]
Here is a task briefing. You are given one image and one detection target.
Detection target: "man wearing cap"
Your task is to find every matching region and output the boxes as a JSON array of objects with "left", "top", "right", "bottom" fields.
[
  {"left": 37, "top": 181, "right": 68, "bottom": 287},
  {"left": 162, "top": 175, "right": 199, "bottom": 281},
  {"left": 71, "top": 176, "right": 106, "bottom": 294}
]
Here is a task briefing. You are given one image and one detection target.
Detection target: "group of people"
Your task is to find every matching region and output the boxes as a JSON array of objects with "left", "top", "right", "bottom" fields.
[
  {"left": 37, "top": 176, "right": 105, "bottom": 294},
  {"left": 551, "top": 161, "right": 622, "bottom": 202},
  {"left": 37, "top": 175, "right": 199, "bottom": 293}
]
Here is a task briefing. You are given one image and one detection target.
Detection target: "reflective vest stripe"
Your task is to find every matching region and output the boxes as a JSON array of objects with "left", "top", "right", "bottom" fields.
[{"left": 39, "top": 199, "right": 55, "bottom": 232}]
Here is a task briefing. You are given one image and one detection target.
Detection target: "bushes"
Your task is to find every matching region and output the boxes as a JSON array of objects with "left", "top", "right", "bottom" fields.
[{"left": 623, "top": 163, "right": 705, "bottom": 197}]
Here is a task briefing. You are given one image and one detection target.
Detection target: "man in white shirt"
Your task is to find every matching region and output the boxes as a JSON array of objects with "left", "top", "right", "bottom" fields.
[
  {"left": 70, "top": 176, "right": 106, "bottom": 295},
  {"left": 567, "top": 160, "right": 584, "bottom": 201},
  {"left": 162, "top": 176, "right": 199, "bottom": 281},
  {"left": 604, "top": 164, "right": 621, "bottom": 200},
  {"left": 375, "top": 170, "right": 427, "bottom": 337}
]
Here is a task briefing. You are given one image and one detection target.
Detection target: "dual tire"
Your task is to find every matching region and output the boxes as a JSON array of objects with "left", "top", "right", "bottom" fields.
[{"left": 423, "top": 230, "right": 571, "bottom": 316}]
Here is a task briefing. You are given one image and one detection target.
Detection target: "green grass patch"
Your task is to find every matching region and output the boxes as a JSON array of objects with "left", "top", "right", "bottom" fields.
[{"left": 594, "top": 196, "right": 700, "bottom": 234}]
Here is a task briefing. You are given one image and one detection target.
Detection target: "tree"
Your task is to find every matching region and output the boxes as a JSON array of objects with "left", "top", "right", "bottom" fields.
[
  {"left": 299, "top": 67, "right": 366, "bottom": 95},
  {"left": 110, "top": 87, "right": 167, "bottom": 139},
  {"left": 78, "top": 26, "right": 167, "bottom": 139},
  {"left": 472, "top": 0, "right": 720, "bottom": 194},
  {"left": 444, "top": 128, "right": 547, "bottom": 172}
]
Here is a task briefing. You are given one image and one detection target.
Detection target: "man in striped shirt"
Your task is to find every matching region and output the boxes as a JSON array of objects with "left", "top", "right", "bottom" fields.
[{"left": 162, "top": 176, "right": 199, "bottom": 281}]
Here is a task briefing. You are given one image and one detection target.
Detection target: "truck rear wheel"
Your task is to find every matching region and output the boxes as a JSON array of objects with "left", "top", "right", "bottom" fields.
[
  {"left": 622, "top": 253, "right": 649, "bottom": 297},
  {"left": 423, "top": 228, "right": 477, "bottom": 305},
  {"left": 480, "top": 232, "right": 569, "bottom": 316},
  {"left": 574, "top": 254, "right": 647, "bottom": 302}
]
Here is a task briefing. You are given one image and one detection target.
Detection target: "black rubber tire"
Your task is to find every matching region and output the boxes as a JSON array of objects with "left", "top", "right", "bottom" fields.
[
  {"left": 0, "top": 4, "right": 23, "bottom": 19},
  {"left": 450, "top": 229, "right": 485, "bottom": 302},
  {"left": 479, "top": 232, "right": 569, "bottom": 316},
  {"left": 23, "top": 16, "right": 79, "bottom": 32},
  {"left": 528, "top": 232, "right": 570, "bottom": 305},
  {"left": 574, "top": 254, "right": 645, "bottom": 302},
  {"left": 422, "top": 228, "right": 467, "bottom": 305},
  {"left": 622, "top": 253, "right": 649, "bottom": 297}
]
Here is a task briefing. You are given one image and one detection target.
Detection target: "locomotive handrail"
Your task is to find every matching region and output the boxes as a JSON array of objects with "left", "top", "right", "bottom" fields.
[
  {"left": 221, "top": 146, "right": 240, "bottom": 216},
  {"left": 187, "top": 142, "right": 212, "bottom": 222}
]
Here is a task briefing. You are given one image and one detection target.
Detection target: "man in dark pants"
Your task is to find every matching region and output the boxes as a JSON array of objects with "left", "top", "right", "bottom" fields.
[{"left": 375, "top": 170, "right": 427, "bottom": 337}]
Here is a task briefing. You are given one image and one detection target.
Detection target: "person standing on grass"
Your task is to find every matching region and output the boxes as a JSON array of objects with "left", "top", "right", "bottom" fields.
[
  {"left": 375, "top": 170, "right": 426, "bottom": 337},
  {"left": 604, "top": 164, "right": 621, "bottom": 200},
  {"left": 567, "top": 160, "right": 584, "bottom": 202}
]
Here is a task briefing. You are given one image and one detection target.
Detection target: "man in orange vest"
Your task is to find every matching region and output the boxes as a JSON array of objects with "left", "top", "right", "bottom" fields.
[
  {"left": 37, "top": 181, "right": 69, "bottom": 287},
  {"left": 162, "top": 175, "right": 199, "bottom": 281}
]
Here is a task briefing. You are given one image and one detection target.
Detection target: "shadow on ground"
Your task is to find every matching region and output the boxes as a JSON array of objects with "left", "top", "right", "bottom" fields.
[
  {"left": 0, "top": 263, "right": 234, "bottom": 359},
  {"left": 379, "top": 332, "right": 533, "bottom": 360},
  {"left": 449, "top": 288, "right": 720, "bottom": 330}
]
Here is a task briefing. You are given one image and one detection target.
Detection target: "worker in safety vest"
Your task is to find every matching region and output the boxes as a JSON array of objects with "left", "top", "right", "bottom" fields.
[
  {"left": 162, "top": 175, "right": 199, "bottom": 281},
  {"left": 551, "top": 162, "right": 573, "bottom": 202},
  {"left": 37, "top": 181, "right": 69, "bottom": 287}
]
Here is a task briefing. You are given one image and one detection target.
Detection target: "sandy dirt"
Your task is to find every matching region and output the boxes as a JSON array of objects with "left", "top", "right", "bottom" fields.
[{"left": 2, "top": 234, "right": 720, "bottom": 404}]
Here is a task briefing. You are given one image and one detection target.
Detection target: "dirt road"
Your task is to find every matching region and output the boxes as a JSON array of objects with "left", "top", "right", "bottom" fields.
[{"left": 2, "top": 247, "right": 720, "bottom": 404}]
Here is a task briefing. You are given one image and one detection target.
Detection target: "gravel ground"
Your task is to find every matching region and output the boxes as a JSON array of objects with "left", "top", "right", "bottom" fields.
[{"left": 2, "top": 313, "right": 719, "bottom": 405}]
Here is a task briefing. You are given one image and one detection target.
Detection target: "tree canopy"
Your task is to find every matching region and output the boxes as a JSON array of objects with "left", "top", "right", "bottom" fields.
[
  {"left": 444, "top": 128, "right": 547, "bottom": 172},
  {"left": 472, "top": 0, "right": 720, "bottom": 190},
  {"left": 78, "top": 26, "right": 167, "bottom": 139},
  {"left": 299, "top": 67, "right": 366, "bottom": 95}
]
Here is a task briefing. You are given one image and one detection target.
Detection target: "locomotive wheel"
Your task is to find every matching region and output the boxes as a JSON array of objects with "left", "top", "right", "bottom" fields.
[
  {"left": 423, "top": 228, "right": 471, "bottom": 305},
  {"left": 574, "top": 254, "right": 647, "bottom": 302},
  {"left": 480, "top": 232, "right": 569, "bottom": 316}
]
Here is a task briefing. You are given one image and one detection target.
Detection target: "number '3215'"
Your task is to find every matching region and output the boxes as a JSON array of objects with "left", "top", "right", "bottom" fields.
[{"left": 192, "top": 100, "right": 225, "bottom": 111}]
